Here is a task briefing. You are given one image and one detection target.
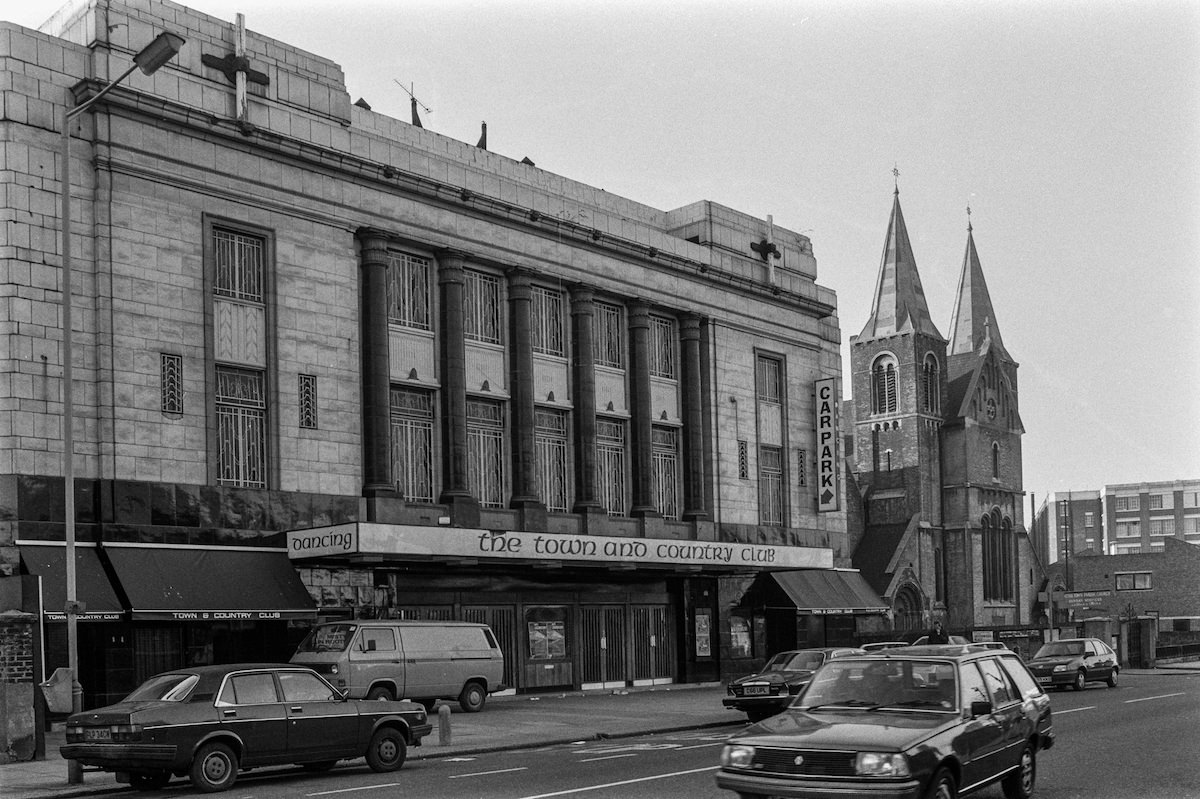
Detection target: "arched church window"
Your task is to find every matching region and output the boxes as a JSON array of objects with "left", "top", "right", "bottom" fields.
[
  {"left": 921, "top": 354, "right": 940, "bottom": 414},
  {"left": 982, "top": 508, "right": 1014, "bottom": 602},
  {"left": 992, "top": 442, "right": 1000, "bottom": 479},
  {"left": 872, "top": 355, "right": 897, "bottom": 415}
]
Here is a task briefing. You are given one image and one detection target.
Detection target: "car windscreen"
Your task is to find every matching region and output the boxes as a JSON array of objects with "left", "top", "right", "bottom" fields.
[
  {"left": 1034, "top": 641, "right": 1084, "bottom": 658},
  {"left": 295, "top": 623, "right": 357, "bottom": 653},
  {"left": 125, "top": 673, "right": 200, "bottom": 702},
  {"left": 800, "top": 659, "right": 958, "bottom": 711}
]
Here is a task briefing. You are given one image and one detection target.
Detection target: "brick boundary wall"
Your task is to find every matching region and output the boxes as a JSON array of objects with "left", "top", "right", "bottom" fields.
[{"left": 0, "top": 613, "right": 37, "bottom": 762}]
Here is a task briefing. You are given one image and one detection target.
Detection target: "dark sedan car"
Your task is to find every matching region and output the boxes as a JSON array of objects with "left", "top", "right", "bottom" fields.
[
  {"left": 723, "top": 647, "right": 865, "bottom": 722},
  {"left": 716, "top": 648, "right": 1055, "bottom": 799},
  {"left": 60, "top": 663, "right": 433, "bottom": 792},
  {"left": 1025, "top": 637, "right": 1118, "bottom": 690}
]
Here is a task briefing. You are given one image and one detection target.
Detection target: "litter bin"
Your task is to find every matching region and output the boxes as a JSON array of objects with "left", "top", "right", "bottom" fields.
[{"left": 40, "top": 668, "right": 74, "bottom": 714}]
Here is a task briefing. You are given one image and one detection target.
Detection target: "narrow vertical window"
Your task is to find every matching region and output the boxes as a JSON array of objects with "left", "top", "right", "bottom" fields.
[
  {"left": 531, "top": 286, "right": 564, "bottom": 356},
  {"left": 465, "top": 269, "right": 502, "bottom": 344},
  {"left": 535, "top": 408, "right": 570, "bottom": 512},
  {"left": 213, "top": 229, "right": 264, "bottom": 302},
  {"left": 593, "top": 301, "right": 625, "bottom": 368},
  {"left": 649, "top": 315, "right": 676, "bottom": 378},
  {"left": 390, "top": 388, "right": 434, "bottom": 501},
  {"left": 992, "top": 442, "right": 1000, "bottom": 479},
  {"left": 755, "top": 356, "right": 782, "bottom": 404},
  {"left": 758, "top": 445, "right": 784, "bottom": 526},
  {"left": 387, "top": 251, "right": 431, "bottom": 330},
  {"left": 596, "top": 419, "right": 627, "bottom": 516},
  {"left": 298, "top": 374, "right": 317, "bottom": 429},
  {"left": 922, "top": 354, "right": 939, "bottom": 413},
  {"left": 872, "top": 356, "right": 897, "bottom": 414},
  {"left": 216, "top": 366, "right": 266, "bottom": 488},
  {"left": 467, "top": 398, "right": 506, "bottom": 507},
  {"left": 161, "top": 353, "right": 183, "bottom": 415},
  {"left": 651, "top": 426, "right": 679, "bottom": 519}
]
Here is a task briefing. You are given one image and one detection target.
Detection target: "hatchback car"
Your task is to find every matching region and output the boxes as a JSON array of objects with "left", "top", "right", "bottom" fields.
[
  {"left": 1025, "top": 637, "right": 1118, "bottom": 690},
  {"left": 60, "top": 663, "right": 433, "bottom": 792},
  {"left": 723, "top": 647, "right": 864, "bottom": 722},
  {"left": 716, "top": 649, "right": 1055, "bottom": 799}
]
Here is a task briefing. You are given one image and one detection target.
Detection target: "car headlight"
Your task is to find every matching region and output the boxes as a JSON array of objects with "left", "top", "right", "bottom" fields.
[
  {"left": 1052, "top": 664, "right": 1068, "bottom": 673},
  {"left": 720, "top": 744, "right": 756, "bottom": 768},
  {"left": 855, "top": 752, "right": 910, "bottom": 777}
]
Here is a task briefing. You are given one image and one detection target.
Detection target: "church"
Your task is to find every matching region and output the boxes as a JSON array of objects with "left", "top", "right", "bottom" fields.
[{"left": 844, "top": 187, "right": 1043, "bottom": 643}]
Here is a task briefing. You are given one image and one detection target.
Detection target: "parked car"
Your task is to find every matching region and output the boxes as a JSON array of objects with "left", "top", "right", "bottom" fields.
[
  {"left": 716, "top": 649, "right": 1055, "bottom": 799},
  {"left": 1026, "top": 637, "right": 1119, "bottom": 690},
  {"left": 723, "top": 647, "right": 864, "bottom": 722},
  {"left": 291, "top": 620, "right": 505, "bottom": 712},
  {"left": 862, "top": 641, "right": 910, "bottom": 651},
  {"left": 60, "top": 663, "right": 433, "bottom": 793}
]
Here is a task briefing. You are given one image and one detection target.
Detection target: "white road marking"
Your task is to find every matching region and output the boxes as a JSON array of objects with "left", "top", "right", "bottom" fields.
[
  {"left": 1125, "top": 692, "right": 1185, "bottom": 704},
  {"left": 677, "top": 742, "right": 726, "bottom": 750},
  {"left": 1053, "top": 706, "right": 1095, "bottom": 714},
  {"left": 578, "top": 753, "right": 639, "bottom": 763},
  {"left": 516, "top": 765, "right": 720, "bottom": 799},
  {"left": 449, "top": 766, "right": 529, "bottom": 779},
  {"left": 307, "top": 783, "right": 404, "bottom": 796}
]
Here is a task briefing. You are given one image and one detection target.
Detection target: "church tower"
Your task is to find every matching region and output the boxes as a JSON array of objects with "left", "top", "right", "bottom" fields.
[
  {"left": 849, "top": 187, "right": 948, "bottom": 527},
  {"left": 940, "top": 213, "right": 1028, "bottom": 627}
]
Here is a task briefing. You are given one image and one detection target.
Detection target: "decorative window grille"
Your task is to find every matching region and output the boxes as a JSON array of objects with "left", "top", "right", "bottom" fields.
[
  {"left": 387, "top": 251, "right": 431, "bottom": 330},
  {"left": 651, "top": 426, "right": 679, "bottom": 519},
  {"left": 216, "top": 366, "right": 266, "bottom": 488},
  {"left": 872, "top": 356, "right": 897, "bottom": 414},
  {"left": 160, "top": 353, "right": 183, "bottom": 415},
  {"left": 755, "top": 356, "right": 782, "bottom": 403},
  {"left": 390, "top": 388, "right": 434, "bottom": 502},
  {"left": 467, "top": 398, "right": 506, "bottom": 508},
  {"left": 465, "top": 270, "right": 502, "bottom": 344},
  {"left": 596, "top": 419, "right": 627, "bottom": 516},
  {"left": 593, "top": 301, "right": 625, "bottom": 368},
  {"left": 213, "top": 228, "right": 264, "bottom": 302},
  {"left": 649, "top": 316, "right": 676, "bottom": 378},
  {"left": 758, "top": 445, "right": 783, "bottom": 526},
  {"left": 796, "top": 448, "right": 807, "bottom": 487},
  {"left": 737, "top": 440, "right": 749, "bottom": 480},
  {"left": 531, "top": 286, "right": 564, "bottom": 356},
  {"left": 535, "top": 409, "right": 570, "bottom": 512},
  {"left": 922, "top": 354, "right": 939, "bottom": 413},
  {"left": 298, "top": 374, "right": 317, "bottom": 429}
]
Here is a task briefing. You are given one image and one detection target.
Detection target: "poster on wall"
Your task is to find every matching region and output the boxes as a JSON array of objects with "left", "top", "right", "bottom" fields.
[{"left": 695, "top": 610, "right": 712, "bottom": 658}]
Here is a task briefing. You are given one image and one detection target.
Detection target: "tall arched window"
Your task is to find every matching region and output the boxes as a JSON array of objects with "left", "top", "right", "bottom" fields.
[
  {"left": 992, "top": 442, "right": 1000, "bottom": 479},
  {"left": 872, "top": 355, "right": 897, "bottom": 414},
  {"left": 982, "top": 508, "right": 1013, "bottom": 601},
  {"left": 921, "top": 354, "right": 940, "bottom": 413}
]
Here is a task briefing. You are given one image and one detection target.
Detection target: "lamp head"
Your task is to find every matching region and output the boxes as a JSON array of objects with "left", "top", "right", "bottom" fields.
[{"left": 133, "top": 31, "right": 186, "bottom": 75}]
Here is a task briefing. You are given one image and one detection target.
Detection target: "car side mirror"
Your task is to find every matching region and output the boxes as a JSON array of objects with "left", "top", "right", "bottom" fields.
[{"left": 970, "top": 700, "right": 993, "bottom": 718}]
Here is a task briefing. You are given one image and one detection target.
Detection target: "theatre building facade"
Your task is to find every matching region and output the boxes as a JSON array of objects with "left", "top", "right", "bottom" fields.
[{"left": 0, "top": 0, "right": 871, "bottom": 711}]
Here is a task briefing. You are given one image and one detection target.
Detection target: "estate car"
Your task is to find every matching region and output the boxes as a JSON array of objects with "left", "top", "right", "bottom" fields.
[
  {"left": 60, "top": 663, "right": 432, "bottom": 792},
  {"left": 716, "top": 647, "right": 1055, "bottom": 799}
]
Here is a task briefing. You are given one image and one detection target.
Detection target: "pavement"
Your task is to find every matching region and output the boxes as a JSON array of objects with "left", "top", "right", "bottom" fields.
[{"left": 4, "top": 660, "right": 1198, "bottom": 799}]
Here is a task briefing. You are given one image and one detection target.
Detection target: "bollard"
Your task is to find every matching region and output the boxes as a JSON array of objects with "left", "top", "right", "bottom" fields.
[{"left": 437, "top": 703, "right": 451, "bottom": 745}]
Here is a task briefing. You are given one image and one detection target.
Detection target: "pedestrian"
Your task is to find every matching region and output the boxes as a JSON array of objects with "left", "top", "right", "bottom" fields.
[{"left": 927, "top": 620, "right": 949, "bottom": 644}]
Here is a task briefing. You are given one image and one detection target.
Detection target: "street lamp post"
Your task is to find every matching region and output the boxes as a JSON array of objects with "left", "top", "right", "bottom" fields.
[{"left": 60, "top": 31, "right": 184, "bottom": 784}]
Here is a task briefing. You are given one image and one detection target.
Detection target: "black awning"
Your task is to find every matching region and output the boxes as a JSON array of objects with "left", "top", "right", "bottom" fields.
[
  {"left": 19, "top": 544, "right": 125, "bottom": 621},
  {"left": 771, "top": 570, "right": 889, "bottom": 615},
  {"left": 104, "top": 546, "right": 317, "bottom": 621}
]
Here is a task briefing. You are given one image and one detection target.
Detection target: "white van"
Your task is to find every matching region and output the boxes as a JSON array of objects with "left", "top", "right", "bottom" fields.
[{"left": 291, "top": 620, "right": 505, "bottom": 712}]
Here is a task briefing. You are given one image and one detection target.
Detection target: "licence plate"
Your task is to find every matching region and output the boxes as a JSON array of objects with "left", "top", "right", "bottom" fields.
[
  {"left": 84, "top": 728, "right": 111, "bottom": 741},
  {"left": 1037, "top": 677, "right": 1052, "bottom": 684},
  {"left": 743, "top": 685, "right": 769, "bottom": 696}
]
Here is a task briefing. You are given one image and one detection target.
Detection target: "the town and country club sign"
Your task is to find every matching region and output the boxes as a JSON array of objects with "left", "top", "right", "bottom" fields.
[{"left": 287, "top": 523, "right": 832, "bottom": 570}]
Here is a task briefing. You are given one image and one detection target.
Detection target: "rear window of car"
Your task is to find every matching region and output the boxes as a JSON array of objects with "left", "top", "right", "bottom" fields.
[
  {"left": 125, "top": 673, "right": 199, "bottom": 702},
  {"left": 976, "top": 658, "right": 1016, "bottom": 706}
]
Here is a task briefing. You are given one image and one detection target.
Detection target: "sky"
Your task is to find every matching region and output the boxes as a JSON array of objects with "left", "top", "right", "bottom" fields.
[{"left": 8, "top": 0, "right": 1200, "bottom": 509}]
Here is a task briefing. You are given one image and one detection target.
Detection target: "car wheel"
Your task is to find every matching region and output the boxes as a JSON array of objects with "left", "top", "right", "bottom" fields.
[
  {"left": 1072, "top": 670, "right": 1086, "bottom": 691},
  {"left": 924, "top": 768, "right": 958, "bottom": 799},
  {"left": 301, "top": 760, "right": 338, "bottom": 772},
  {"left": 1002, "top": 744, "right": 1036, "bottom": 799},
  {"left": 365, "top": 727, "right": 407, "bottom": 772},
  {"left": 418, "top": 699, "right": 438, "bottom": 712},
  {"left": 129, "top": 770, "right": 171, "bottom": 790},
  {"left": 1106, "top": 668, "right": 1118, "bottom": 688},
  {"left": 458, "top": 680, "right": 486, "bottom": 713},
  {"left": 190, "top": 742, "right": 238, "bottom": 793},
  {"left": 366, "top": 685, "right": 395, "bottom": 701}
]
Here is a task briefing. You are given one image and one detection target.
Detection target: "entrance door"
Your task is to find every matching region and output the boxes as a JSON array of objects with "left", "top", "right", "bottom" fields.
[
  {"left": 580, "top": 606, "right": 627, "bottom": 689},
  {"left": 631, "top": 605, "right": 674, "bottom": 685},
  {"left": 462, "top": 605, "right": 518, "bottom": 692}
]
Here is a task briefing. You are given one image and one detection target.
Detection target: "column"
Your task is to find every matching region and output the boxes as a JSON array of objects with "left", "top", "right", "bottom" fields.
[
  {"left": 356, "top": 229, "right": 393, "bottom": 497},
  {"left": 627, "top": 300, "right": 656, "bottom": 517},
  {"left": 569, "top": 285, "right": 602, "bottom": 514},
  {"left": 507, "top": 269, "right": 543, "bottom": 518},
  {"left": 680, "top": 313, "right": 708, "bottom": 520},
  {"left": 437, "top": 250, "right": 478, "bottom": 525}
]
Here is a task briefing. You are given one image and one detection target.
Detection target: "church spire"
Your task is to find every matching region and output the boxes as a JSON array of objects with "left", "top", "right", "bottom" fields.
[
  {"left": 947, "top": 211, "right": 1009, "bottom": 359},
  {"left": 858, "top": 185, "right": 943, "bottom": 341}
]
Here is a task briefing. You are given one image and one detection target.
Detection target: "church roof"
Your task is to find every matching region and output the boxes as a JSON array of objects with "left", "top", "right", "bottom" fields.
[
  {"left": 858, "top": 189, "right": 944, "bottom": 341},
  {"left": 947, "top": 222, "right": 1010, "bottom": 360}
]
